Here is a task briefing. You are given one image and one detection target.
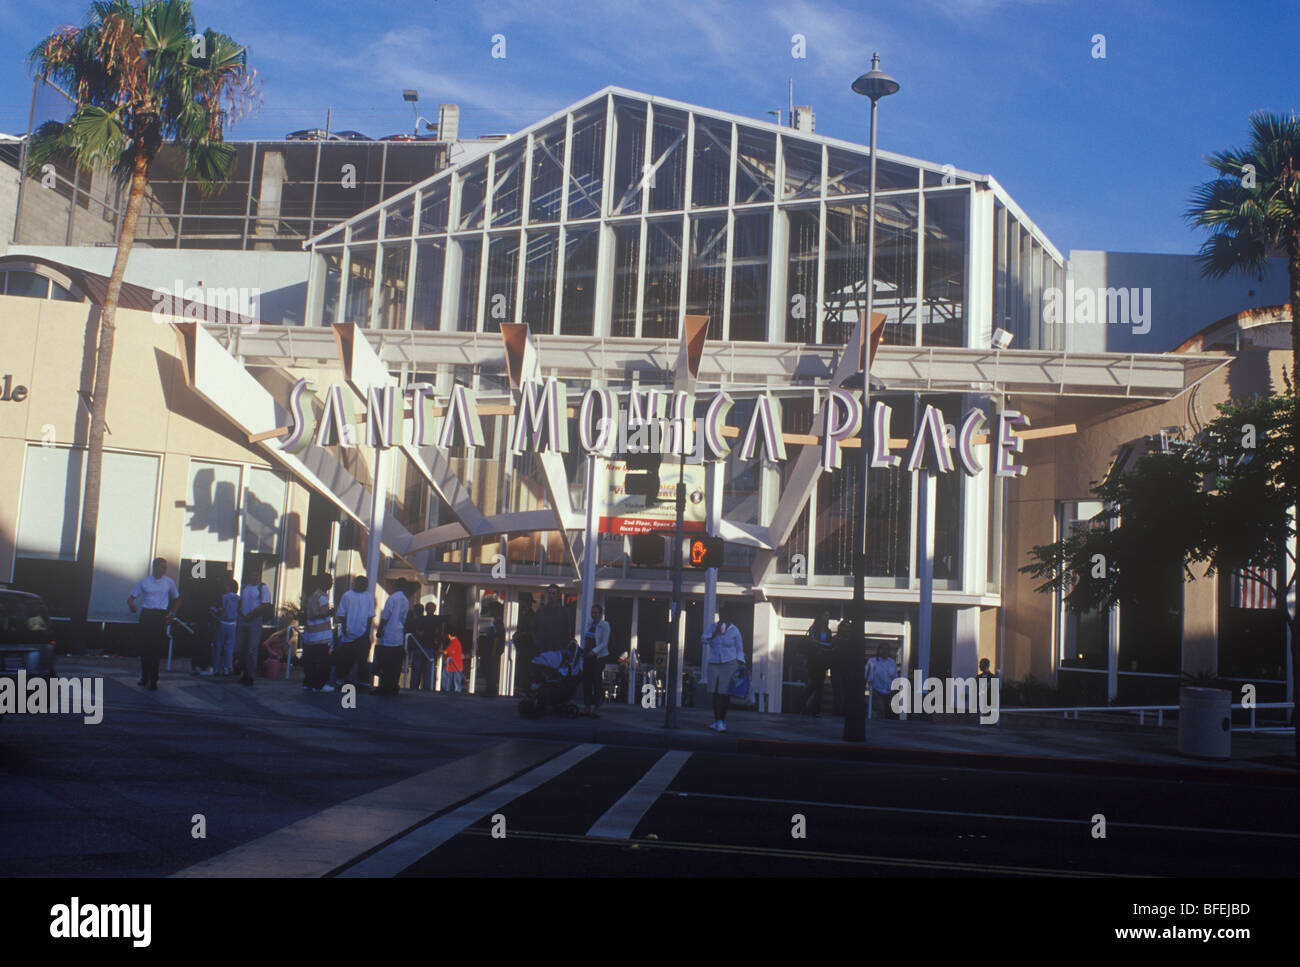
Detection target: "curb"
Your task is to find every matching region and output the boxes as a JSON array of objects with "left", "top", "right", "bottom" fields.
[{"left": 733, "top": 737, "right": 1299, "bottom": 784}]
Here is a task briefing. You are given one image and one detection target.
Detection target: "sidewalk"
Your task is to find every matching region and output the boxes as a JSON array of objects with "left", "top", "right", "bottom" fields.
[{"left": 66, "top": 655, "right": 1298, "bottom": 782}]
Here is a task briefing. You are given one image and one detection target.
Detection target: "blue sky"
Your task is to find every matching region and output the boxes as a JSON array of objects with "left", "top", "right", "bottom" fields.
[{"left": 1, "top": 0, "right": 1297, "bottom": 255}]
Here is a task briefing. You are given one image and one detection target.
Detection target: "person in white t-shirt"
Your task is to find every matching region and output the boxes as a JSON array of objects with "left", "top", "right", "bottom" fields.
[
  {"left": 236, "top": 565, "right": 273, "bottom": 686},
  {"left": 374, "top": 579, "right": 414, "bottom": 695},
  {"left": 127, "top": 557, "right": 180, "bottom": 690},
  {"left": 333, "top": 575, "right": 375, "bottom": 688}
]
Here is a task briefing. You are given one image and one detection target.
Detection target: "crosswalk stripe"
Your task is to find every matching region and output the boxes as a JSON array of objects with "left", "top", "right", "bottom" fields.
[
  {"left": 108, "top": 675, "right": 222, "bottom": 711},
  {"left": 337, "top": 743, "right": 604, "bottom": 878},
  {"left": 586, "top": 750, "right": 691, "bottom": 839}
]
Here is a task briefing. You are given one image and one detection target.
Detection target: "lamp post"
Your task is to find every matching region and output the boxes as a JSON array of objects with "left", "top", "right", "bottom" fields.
[{"left": 846, "top": 53, "right": 899, "bottom": 742}]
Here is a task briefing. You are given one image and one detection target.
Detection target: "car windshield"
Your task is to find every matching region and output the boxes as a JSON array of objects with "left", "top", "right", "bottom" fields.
[{"left": 0, "top": 595, "right": 53, "bottom": 644}]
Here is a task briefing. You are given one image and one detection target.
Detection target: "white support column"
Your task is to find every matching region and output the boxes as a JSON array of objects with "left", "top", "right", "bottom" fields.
[
  {"left": 953, "top": 605, "right": 980, "bottom": 680},
  {"left": 468, "top": 584, "right": 481, "bottom": 695},
  {"left": 365, "top": 445, "right": 391, "bottom": 681},
  {"left": 753, "top": 600, "right": 780, "bottom": 713},
  {"left": 578, "top": 453, "right": 599, "bottom": 642},
  {"left": 627, "top": 596, "right": 640, "bottom": 705},
  {"left": 916, "top": 469, "right": 936, "bottom": 680}
]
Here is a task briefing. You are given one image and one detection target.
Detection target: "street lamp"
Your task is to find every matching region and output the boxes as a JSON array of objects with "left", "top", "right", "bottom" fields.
[
  {"left": 846, "top": 53, "right": 899, "bottom": 742},
  {"left": 403, "top": 89, "right": 434, "bottom": 138}
]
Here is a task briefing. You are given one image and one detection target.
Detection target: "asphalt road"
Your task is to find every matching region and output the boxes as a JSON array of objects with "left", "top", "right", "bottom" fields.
[{"left": 3, "top": 667, "right": 1297, "bottom": 878}]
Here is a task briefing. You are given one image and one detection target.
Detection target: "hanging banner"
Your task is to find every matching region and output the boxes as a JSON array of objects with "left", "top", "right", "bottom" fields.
[{"left": 598, "top": 458, "right": 707, "bottom": 535}]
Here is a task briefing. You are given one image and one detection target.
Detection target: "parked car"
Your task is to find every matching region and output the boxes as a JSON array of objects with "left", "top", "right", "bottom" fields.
[
  {"left": 333, "top": 130, "right": 373, "bottom": 141},
  {"left": 285, "top": 128, "right": 341, "bottom": 141},
  {"left": 0, "top": 589, "right": 56, "bottom": 720},
  {"left": 380, "top": 133, "right": 440, "bottom": 141}
]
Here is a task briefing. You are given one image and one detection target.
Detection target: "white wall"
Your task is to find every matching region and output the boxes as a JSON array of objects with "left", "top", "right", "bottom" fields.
[{"left": 8, "top": 244, "right": 312, "bottom": 326}]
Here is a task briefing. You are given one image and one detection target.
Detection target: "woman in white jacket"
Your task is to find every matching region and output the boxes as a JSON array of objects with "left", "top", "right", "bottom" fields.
[{"left": 702, "top": 604, "right": 745, "bottom": 732}]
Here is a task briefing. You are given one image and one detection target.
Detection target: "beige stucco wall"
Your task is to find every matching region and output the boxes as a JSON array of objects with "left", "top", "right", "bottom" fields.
[
  {"left": 1001, "top": 342, "right": 1291, "bottom": 682},
  {"left": 0, "top": 294, "right": 280, "bottom": 599}
]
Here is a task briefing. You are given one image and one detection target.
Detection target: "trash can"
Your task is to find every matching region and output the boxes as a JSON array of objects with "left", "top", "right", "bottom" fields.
[{"left": 1177, "top": 687, "right": 1231, "bottom": 759}]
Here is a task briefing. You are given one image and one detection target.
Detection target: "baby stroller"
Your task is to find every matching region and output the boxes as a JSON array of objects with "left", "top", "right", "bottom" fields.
[{"left": 517, "top": 639, "right": 584, "bottom": 719}]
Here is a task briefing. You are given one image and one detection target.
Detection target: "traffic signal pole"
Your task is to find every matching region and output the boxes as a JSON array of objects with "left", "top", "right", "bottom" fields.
[{"left": 665, "top": 451, "right": 686, "bottom": 729}]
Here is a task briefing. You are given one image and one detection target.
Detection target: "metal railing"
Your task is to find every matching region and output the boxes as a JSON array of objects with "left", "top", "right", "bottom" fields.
[{"left": 998, "top": 701, "right": 1294, "bottom": 732}]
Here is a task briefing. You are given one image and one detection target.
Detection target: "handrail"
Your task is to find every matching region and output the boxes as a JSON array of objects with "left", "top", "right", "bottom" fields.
[{"left": 999, "top": 701, "right": 1294, "bottom": 730}]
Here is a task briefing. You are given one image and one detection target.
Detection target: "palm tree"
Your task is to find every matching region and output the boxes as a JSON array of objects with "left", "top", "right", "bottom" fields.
[
  {"left": 26, "top": 0, "right": 255, "bottom": 637},
  {"left": 1186, "top": 111, "right": 1300, "bottom": 405}
]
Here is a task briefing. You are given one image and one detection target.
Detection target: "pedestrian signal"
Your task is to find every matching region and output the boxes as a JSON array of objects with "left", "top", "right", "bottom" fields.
[{"left": 687, "top": 535, "right": 724, "bottom": 569}]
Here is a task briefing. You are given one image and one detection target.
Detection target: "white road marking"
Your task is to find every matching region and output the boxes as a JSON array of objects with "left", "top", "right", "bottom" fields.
[
  {"left": 587, "top": 750, "right": 692, "bottom": 839},
  {"left": 338, "top": 743, "right": 605, "bottom": 877}
]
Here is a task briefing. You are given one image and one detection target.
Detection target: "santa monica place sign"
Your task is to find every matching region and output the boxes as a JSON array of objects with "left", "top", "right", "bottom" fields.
[{"left": 274, "top": 376, "right": 1031, "bottom": 480}]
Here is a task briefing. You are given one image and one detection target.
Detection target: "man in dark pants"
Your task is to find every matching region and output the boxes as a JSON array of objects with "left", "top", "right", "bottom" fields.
[
  {"left": 127, "top": 558, "right": 180, "bottom": 691},
  {"left": 533, "top": 584, "right": 572, "bottom": 654},
  {"left": 302, "top": 577, "right": 335, "bottom": 692}
]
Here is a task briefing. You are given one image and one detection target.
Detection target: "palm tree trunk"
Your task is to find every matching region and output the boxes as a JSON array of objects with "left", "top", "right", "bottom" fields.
[
  {"left": 74, "top": 150, "right": 150, "bottom": 641},
  {"left": 1290, "top": 244, "right": 1300, "bottom": 763}
]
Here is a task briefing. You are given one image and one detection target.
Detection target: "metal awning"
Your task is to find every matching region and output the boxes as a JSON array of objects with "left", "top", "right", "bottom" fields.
[{"left": 204, "top": 324, "right": 1229, "bottom": 401}]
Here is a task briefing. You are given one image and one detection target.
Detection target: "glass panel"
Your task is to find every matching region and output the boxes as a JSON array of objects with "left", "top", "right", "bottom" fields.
[
  {"left": 345, "top": 244, "right": 376, "bottom": 325},
  {"left": 321, "top": 251, "right": 343, "bottom": 326},
  {"left": 922, "top": 191, "right": 967, "bottom": 347},
  {"left": 785, "top": 206, "right": 819, "bottom": 342},
  {"left": 692, "top": 117, "right": 731, "bottom": 208},
  {"left": 611, "top": 222, "right": 640, "bottom": 337},
  {"left": 648, "top": 107, "right": 688, "bottom": 212},
  {"left": 686, "top": 213, "right": 727, "bottom": 340},
  {"left": 383, "top": 195, "right": 415, "bottom": 238},
  {"left": 523, "top": 229, "right": 559, "bottom": 333},
  {"left": 876, "top": 193, "right": 920, "bottom": 346},
  {"left": 378, "top": 243, "right": 409, "bottom": 329},
  {"left": 827, "top": 147, "right": 916, "bottom": 195},
  {"left": 16, "top": 446, "right": 83, "bottom": 561},
  {"left": 568, "top": 105, "right": 606, "bottom": 220},
  {"left": 242, "top": 468, "right": 286, "bottom": 556},
  {"left": 782, "top": 137, "right": 821, "bottom": 200},
  {"left": 5, "top": 270, "right": 49, "bottom": 298},
  {"left": 351, "top": 211, "right": 379, "bottom": 242},
  {"left": 88, "top": 452, "right": 160, "bottom": 622},
  {"left": 822, "top": 203, "right": 869, "bottom": 346},
  {"left": 735, "top": 126, "right": 776, "bottom": 204},
  {"left": 418, "top": 181, "right": 450, "bottom": 233},
  {"left": 457, "top": 159, "right": 488, "bottom": 230},
  {"left": 815, "top": 397, "right": 912, "bottom": 577},
  {"left": 412, "top": 239, "right": 445, "bottom": 331},
  {"left": 490, "top": 143, "right": 525, "bottom": 227},
  {"left": 50, "top": 280, "right": 77, "bottom": 301},
  {"left": 560, "top": 226, "right": 598, "bottom": 334},
  {"left": 455, "top": 237, "right": 481, "bottom": 331},
  {"left": 729, "top": 210, "right": 769, "bottom": 341},
  {"left": 529, "top": 121, "right": 566, "bottom": 223},
  {"left": 612, "top": 98, "right": 648, "bottom": 215},
  {"left": 642, "top": 218, "right": 682, "bottom": 339},
  {"left": 485, "top": 232, "right": 521, "bottom": 330}
]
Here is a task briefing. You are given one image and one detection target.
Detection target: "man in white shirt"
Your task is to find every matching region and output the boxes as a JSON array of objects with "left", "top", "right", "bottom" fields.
[
  {"left": 127, "top": 558, "right": 180, "bottom": 691},
  {"left": 333, "top": 575, "right": 375, "bottom": 688},
  {"left": 580, "top": 603, "right": 611, "bottom": 717},
  {"left": 374, "top": 579, "right": 414, "bottom": 695},
  {"left": 236, "top": 565, "right": 273, "bottom": 686}
]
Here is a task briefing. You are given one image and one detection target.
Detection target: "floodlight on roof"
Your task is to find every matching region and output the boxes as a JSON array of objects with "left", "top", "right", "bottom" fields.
[{"left": 403, "top": 89, "right": 419, "bottom": 102}]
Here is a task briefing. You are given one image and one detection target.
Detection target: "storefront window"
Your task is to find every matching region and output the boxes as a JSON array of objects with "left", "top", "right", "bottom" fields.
[
  {"left": 784, "top": 206, "right": 819, "bottom": 343},
  {"left": 529, "top": 121, "right": 566, "bottom": 224},
  {"left": 411, "top": 239, "right": 445, "bottom": 330},
  {"left": 611, "top": 222, "right": 640, "bottom": 337},
  {"left": 692, "top": 117, "right": 731, "bottom": 209},
  {"left": 560, "top": 227, "right": 598, "bottom": 334},
  {"left": 642, "top": 218, "right": 682, "bottom": 339}
]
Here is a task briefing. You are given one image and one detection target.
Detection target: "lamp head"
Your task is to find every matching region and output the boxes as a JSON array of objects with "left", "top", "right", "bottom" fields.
[{"left": 851, "top": 53, "right": 900, "bottom": 101}]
